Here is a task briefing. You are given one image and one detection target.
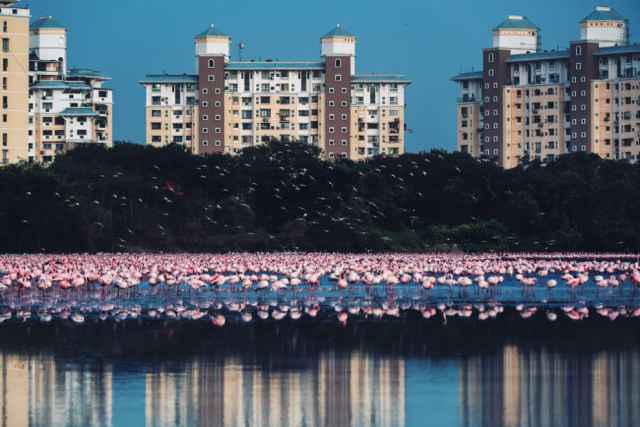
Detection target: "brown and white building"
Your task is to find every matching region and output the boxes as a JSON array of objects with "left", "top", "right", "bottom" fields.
[
  {"left": 452, "top": 5, "right": 640, "bottom": 168},
  {"left": 140, "top": 25, "right": 410, "bottom": 160},
  {"left": 1, "top": 1, "right": 113, "bottom": 165}
]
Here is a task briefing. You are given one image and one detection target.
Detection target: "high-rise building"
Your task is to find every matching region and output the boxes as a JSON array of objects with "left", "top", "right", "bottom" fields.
[
  {"left": 140, "top": 25, "right": 410, "bottom": 160},
  {"left": 28, "top": 16, "right": 113, "bottom": 163},
  {"left": 0, "top": 0, "right": 29, "bottom": 165},
  {"left": 0, "top": 1, "right": 113, "bottom": 165},
  {"left": 452, "top": 6, "right": 640, "bottom": 168}
]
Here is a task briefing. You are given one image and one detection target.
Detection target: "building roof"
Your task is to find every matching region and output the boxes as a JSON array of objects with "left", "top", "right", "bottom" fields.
[
  {"left": 67, "top": 68, "right": 109, "bottom": 80},
  {"left": 581, "top": 6, "right": 625, "bottom": 23},
  {"left": 494, "top": 15, "right": 538, "bottom": 31},
  {"left": 451, "top": 71, "right": 483, "bottom": 81},
  {"left": 139, "top": 74, "right": 198, "bottom": 84},
  {"left": 31, "top": 16, "right": 65, "bottom": 30},
  {"left": 195, "top": 24, "right": 228, "bottom": 39},
  {"left": 353, "top": 74, "right": 411, "bottom": 84},
  {"left": 31, "top": 80, "right": 91, "bottom": 90},
  {"left": 226, "top": 61, "right": 325, "bottom": 70},
  {"left": 506, "top": 49, "right": 570, "bottom": 63},
  {"left": 594, "top": 44, "right": 640, "bottom": 56},
  {"left": 60, "top": 107, "right": 98, "bottom": 117},
  {"left": 322, "top": 24, "right": 354, "bottom": 38}
]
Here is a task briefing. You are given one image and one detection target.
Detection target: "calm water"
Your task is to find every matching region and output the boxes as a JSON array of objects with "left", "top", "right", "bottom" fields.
[{"left": 1, "top": 341, "right": 639, "bottom": 427}]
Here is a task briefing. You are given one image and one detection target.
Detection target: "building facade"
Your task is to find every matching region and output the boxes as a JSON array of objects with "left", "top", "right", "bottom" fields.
[
  {"left": 452, "top": 6, "right": 640, "bottom": 168},
  {"left": 140, "top": 25, "right": 410, "bottom": 160},
  {"left": 0, "top": 0, "right": 29, "bottom": 164},
  {"left": 0, "top": 1, "right": 113, "bottom": 165}
]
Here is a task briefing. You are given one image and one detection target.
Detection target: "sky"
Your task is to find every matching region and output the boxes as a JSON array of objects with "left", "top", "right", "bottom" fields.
[{"left": 30, "top": 0, "right": 640, "bottom": 153}]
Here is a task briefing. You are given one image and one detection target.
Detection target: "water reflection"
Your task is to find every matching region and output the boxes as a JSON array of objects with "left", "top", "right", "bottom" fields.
[
  {"left": 0, "top": 344, "right": 638, "bottom": 427},
  {"left": 460, "top": 345, "right": 640, "bottom": 427}
]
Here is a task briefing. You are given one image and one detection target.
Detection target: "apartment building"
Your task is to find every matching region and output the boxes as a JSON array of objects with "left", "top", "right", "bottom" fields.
[
  {"left": 0, "top": 1, "right": 113, "bottom": 165},
  {"left": 452, "top": 6, "right": 640, "bottom": 168},
  {"left": 0, "top": 0, "right": 29, "bottom": 164},
  {"left": 140, "top": 25, "right": 410, "bottom": 160},
  {"left": 28, "top": 16, "right": 113, "bottom": 163}
]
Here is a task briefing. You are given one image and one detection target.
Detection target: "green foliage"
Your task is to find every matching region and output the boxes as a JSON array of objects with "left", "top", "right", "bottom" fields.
[{"left": 1, "top": 142, "right": 639, "bottom": 253}]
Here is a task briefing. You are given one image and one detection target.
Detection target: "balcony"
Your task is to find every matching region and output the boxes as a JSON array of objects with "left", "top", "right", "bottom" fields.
[{"left": 458, "top": 95, "right": 478, "bottom": 103}]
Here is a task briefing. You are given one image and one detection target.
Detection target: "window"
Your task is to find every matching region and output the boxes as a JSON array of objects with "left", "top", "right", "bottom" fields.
[
  {"left": 2, "top": 77, "right": 6, "bottom": 90},
  {"left": 2, "top": 22, "right": 6, "bottom": 33},
  {"left": 1, "top": 38, "right": 8, "bottom": 53},
  {"left": 335, "top": 59, "right": 342, "bottom": 68},
  {"left": 151, "top": 110, "right": 161, "bottom": 117},
  {"left": 208, "top": 59, "right": 215, "bottom": 68},
  {"left": 341, "top": 139, "right": 347, "bottom": 145},
  {"left": 202, "top": 140, "right": 209, "bottom": 146},
  {"left": 151, "top": 122, "right": 162, "bottom": 130},
  {"left": 202, "top": 88, "right": 209, "bottom": 95},
  {"left": 329, "top": 114, "right": 335, "bottom": 120},
  {"left": 214, "top": 140, "right": 222, "bottom": 146},
  {"left": 2, "top": 58, "right": 7, "bottom": 71},
  {"left": 341, "top": 113, "right": 347, "bottom": 120},
  {"left": 208, "top": 75, "right": 215, "bottom": 82},
  {"left": 329, "top": 127, "right": 335, "bottom": 133},
  {"left": 215, "top": 127, "right": 221, "bottom": 133},
  {"left": 329, "top": 100, "right": 335, "bottom": 107},
  {"left": 329, "top": 139, "right": 335, "bottom": 145},
  {"left": 335, "top": 74, "right": 342, "bottom": 82},
  {"left": 488, "top": 69, "right": 494, "bottom": 77},
  {"left": 575, "top": 45, "right": 582, "bottom": 56},
  {"left": 202, "top": 115, "right": 209, "bottom": 121},
  {"left": 329, "top": 87, "right": 335, "bottom": 94},
  {"left": 576, "top": 62, "right": 582, "bottom": 71},
  {"left": 202, "top": 127, "right": 208, "bottom": 133},
  {"left": 488, "top": 52, "right": 495, "bottom": 63},
  {"left": 202, "top": 101, "right": 209, "bottom": 108},
  {"left": 215, "top": 114, "right": 221, "bottom": 120}
]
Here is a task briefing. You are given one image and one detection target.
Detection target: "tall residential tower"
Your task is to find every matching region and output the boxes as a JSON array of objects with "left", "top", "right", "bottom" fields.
[
  {"left": 452, "top": 6, "right": 640, "bottom": 168},
  {"left": 0, "top": 0, "right": 29, "bottom": 164},
  {"left": 140, "top": 25, "right": 410, "bottom": 160}
]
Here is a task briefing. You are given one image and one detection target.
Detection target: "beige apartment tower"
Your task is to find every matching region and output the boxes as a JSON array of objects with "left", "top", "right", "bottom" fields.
[{"left": 0, "top": 1, "right": 29, "bottom": 165}]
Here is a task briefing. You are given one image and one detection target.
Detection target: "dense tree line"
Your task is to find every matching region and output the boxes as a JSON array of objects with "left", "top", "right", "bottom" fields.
[{"left": 1, "top": 141, "right": 639, "bottom": 253}]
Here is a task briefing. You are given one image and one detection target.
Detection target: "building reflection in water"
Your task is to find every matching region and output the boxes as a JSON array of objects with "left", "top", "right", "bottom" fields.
[
  {"left": 1, "top": 344, "right": 638, "bottom": 427},
  {"left": 0, "top": 352, "right": 113, "bottom": 427},
  {"left": 460, "top": 345, "right": 640, "bottom": 427},
  {"left": 0, "top": 348, "right": 406, "bottom": 427},
  {"left": 144, "top": 351, "right": 405, "bottom": 427}
]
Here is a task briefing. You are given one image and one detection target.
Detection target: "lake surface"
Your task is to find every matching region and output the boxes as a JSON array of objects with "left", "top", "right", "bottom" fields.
[{"left": 1, "top": 328, "right": 639, "bottom": 427}]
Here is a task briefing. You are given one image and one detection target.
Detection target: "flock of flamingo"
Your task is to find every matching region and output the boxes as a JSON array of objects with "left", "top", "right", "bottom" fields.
[{"left": 1, "top": 253, "right": 640, "bottom": 326}]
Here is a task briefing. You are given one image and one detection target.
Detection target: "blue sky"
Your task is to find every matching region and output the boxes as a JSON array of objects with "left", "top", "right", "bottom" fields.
[{"left": 31, "top": 0, "right": 640, "bottom": 153}]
